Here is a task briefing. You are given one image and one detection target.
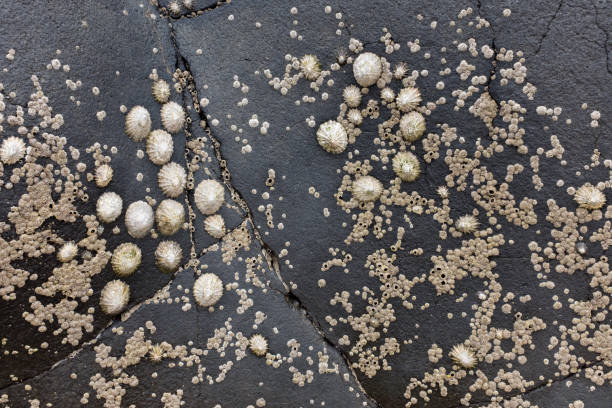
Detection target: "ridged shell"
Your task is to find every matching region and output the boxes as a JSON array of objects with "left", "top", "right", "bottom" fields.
[
  {"left": 146, "top": 129, "right": 174, "bottom": 165},
  {"left": 155, "top": 240, "right": 182, "bottom": 273},
  {"left": 396, "top": 87, "right": 422, "bottom": 112},
  {"left": 111, "top": 242, "right": 142, "bottom": 277},
  {"left": 156, "top": 199, "right": 185, "bottom": 236},
  {"left": 57, "top": 242, "right": 78, "bottom": 263},
  {"left": 125, "top": 105, "right": 151, "bottom": 141},
  {"left": 392, "top": 151, "right": 420, "bottom": 182},
  {"left": 249, "top": 334, "right": 268, "bottom": 357},
  {"left": 316, "top": 120, "right": 348, "bottom": 154},
  {"left": 125, "top": 200, "right": 154, "bottom": 238},
  {"left": 100, "top": 280, "right": 130, "bottom": 316},
  {"left": 96, "top": 192, "right": 123, "bottom": 223},
  {"left": 574, "top": 184, "right": 606, "bottom": 210},
  {"left": 160, "top": 101, "right": 185, "bottom": 134},
  {"left": 399, "top": 111, "right": 426, "bottom": 142},
  {"left": 204, "top": 214, "right": 226, "bottom": 239},
  {"left": 95, "top": 164, "right": 113, "bottom": 188},
  {"left": 455, "top": 215, "right": 479, "bottom": 233},
  {"left": 300, "top": 54, "right": 321, "bottom": 81},
  {"left": 0, "top": 136, "right": 26, "bottom": 165},
  {"left": 194, "top": 179, "right": 225, "bottom": 215},
  {"left": 342, "top": 85, "right": 362, "bottom": 108},
  {"left": 449, "top": 344, "right": 477, "bottom": 368},
  {"left": 193, "top": 273, "right": 223, "bottom": 307},
  {"left": 352, "top": 52, "right": 382, "bottom": 87},
  {"left": 352, "top": 176, "right": 383, "bottom": 202},
  {"left": 152, "top": 79, "right": 171, "bottom": 104},
  {"left": 158, "top": 162, "right": 186, "bottom": 198}
]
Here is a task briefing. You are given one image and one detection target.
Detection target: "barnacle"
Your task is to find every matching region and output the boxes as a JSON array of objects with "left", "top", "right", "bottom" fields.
[
  {"left": 96, "top": 192, "right": 123, "bottom": 223},
  {"left": 160, "top": 101, "right": 185, "bottom": 134},
  {"left": 249, "top": 334, "right": 268, "bottom": 357},
  {"left": 146, "top": 129, "right": 174, "bottom": 165},
  {"left": 99, "top": 280, "right": 130, "bottom": 316},
  {"left": 94, "top": 164, "right": 113, "bottom": 188},
  {"left": 574, "top": 183, "right": 606, "bottom": 210},
  {"left": 300, "top": 54, "right": 321, "bottom": 81},
  {"left": 152, "top": 79, "right": 171, "bottom": 104},
  {"left": 316, "top": 120, "right": 348, "bottom": 154},
  {"left": 352, "top": 52, "right": 382, "bottom": 87},
  {"left": 155, "top": 240, "right": 182, "bottom": 273},
  {"left": 157, "top": 162, "right": 186, "bottom": 198},
  {"left": 393, "top": 62, "right": 408, "bottom": 79},
  {"left": 149, "top": 344, "right": 165, "bottom": 363},
  {"left": 194, "top": 179, "right": 225, "bottom": 215},
  {"left": 392, "top": 151, "right": 420, "bottom": 182},
  {"left": 193, "top": 273, "right": 224, "bottom": 307},
  {"left": 399, "top": 111, "right": 426, "bottom": 142},
  {"left": 125, "top": 200, "right": 154, "bottom": 238},
  {"left": 343, "top": 85, "right": 362, "bottom": 108},
  {"left": 449, "top": 344, "right": 477, "bottom": 369},
  {"left": 125, "top": 105, "right": 151, "bottom": 141},
  {"left": 352, "top": 176, "right": 383, "bottom": 202},
  {"left": 204, "top": 214, "right": 226, "bottom": 239},
  {"left": 111, "top": 242, "right": 142, "bottom": 277},
  {"left": 0, "top": 136, "right": 26, "bottom": 165},
  {"left": 57, "top": 242, "right": 78, "bottom": 263},
  {"left": 155, "top": 199, "right": 185, "bottom": 236},
  {"left": 396, "top": 87, "right": 422, "bottom": 112}
]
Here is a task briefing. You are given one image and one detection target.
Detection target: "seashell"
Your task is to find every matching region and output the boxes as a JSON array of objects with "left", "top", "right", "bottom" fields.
[
  {"left": 352, "top": 175, "right": 383, "bottom": 202},
  {"left": 249, "top": 334, "right": 268, "bottom": 357},
  {"left": 449, "top": 344, "right": 477, "bottom": 369},
  {"left": 158, "top": 162, "right": 186, "bottom": 198},
  {"left": 342, "top": 85, "right": 362, "bottom": 107},
  {"left": 155, "top": 240, "right": 182, "bottom": 273},
  {"left": 96, "top": 192, "right": 123, "bottom": 223},
  {"left": 156, "top": 199, "right": 185, "bottom": 236},
  {"left": 57, "top": 241, "right": 78, "bottom": 263},
  {"left": 316, "top": 120, "right": 348, "bottom": 154},
  {"left": 194, "top": 179, "right": 225, "bottom": 215},
  {"left": 152, "top": 79, "right": 171, "bottom": 104},
  {"left": 111, "top": 242, "right": 141, "bottom": 277},
  {"left": 146, "top": 129, "right": 174, "bottom": 165},
  {"left": 95, "top": 164, "right": 113, "bottom": 188},
  {"left": 352, "top": 52, "right": 382, "bottom": 87},
  {"left": 125, "top": 105, "right": 151, "bottom": 141},
  {"left": 193, "top": 273, "right": 223, "bottom": 307},
  {"left": 393, "top": 62, "right": 408, "bottom": 80},
  {"left": 380, "top": 87, "right": 395, "bottom": 103},
  {"left": 300, "top": 54, "right": 321, "bottom": 81},
  {"left": 149, "top": 344, "right": 164, "bottom": 362},
  {"left": 204, "top": 214, "right": 226, "bottom": 239},
  {"left": 392, "top": 151, "right": 420, "bottom": 182},
  {"left": 100, "top": 280, "right": 130, "bottom": 316},
  {"left": 0, "top": 136, "right": 26, "bottom": 165},
  {"left": 574, "top": 183, "right": 606, "bottom": 210},
  {"left": 347, "top": 109, "right": 363, "bottom": 125},
  {"left": 396, "top": 87, "right": 422, "bottom": 112},
  {"left": 455, "top": 215, "right": 479, "bottom": 233},
  {"left": 160, "top": 101, "right": 185, "bottom": 134},
  {"left": 399, "top": 111, "right": 426, "bottom": 142},
  {"left": 125, "top": 200, "right": 154, "bottom": 238}
]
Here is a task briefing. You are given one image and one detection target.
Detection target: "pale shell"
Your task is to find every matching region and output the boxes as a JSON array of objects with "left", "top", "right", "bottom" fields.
[
  {"left": 152, "top": 79, "right": 171, "bottom": 104},
  {"left": 111, "top": 242, "right": 142, "bottom": 277},
  {"left": 57, "top": 241, "right": 78, "bottom": 263},
  {"left": 352, "top": 52, "right": 382, "bottom": 87},
  {"left": 399, "top": 111, "right": 426, "bottom": 142},
  {"left": 95, "top": 164, "right": 114, "bottom": 188},
  {"left": 194, "top": 179, "right": 225, "bottom": 215},
  {"left": 96, "top": 192, "right": 123, "bottom": 223},
  {"left": 160, "top": 101, "right": 185, "bottom": 134},
  {"left": 125, "top": 200, "right": 154, "bottom": 238},
  {"left": 392, "top": 151, "right": 420, "bottom": 182},
  {"left": 193, "top": 273, "right": 224, "bottom": 307},
  {"left": 125, "top": 105, "right": 151, "bottom": 142},
  {"left": 155, "top": 240, "right": 182, "bottom": 273},
  {"left": 352, "top": 175, "right": 383, "bottom": 202},
  {"left": 449, "top": 344, "right": 477, "bottom": 369},
  {"left": 146, "top": 129, "right": 174, "bottom": 165},
  {"left": 100, "top": 280, "right": 130, "bottom": 316},
  {"left": 156, "top": 199, "right": 185, "bottom": 236},
  {"left": 249, "top": 334, "right": 268, "bottom": 357},
  {"left": 158, "top": 162, "right": 186, "bottom": 198},
  {"left": 204, "top": 214, "right": 226, "bottom": 239},
  {"left": 396, "top": 87, "right": 422, "bottom": 112},
  {"left": 300, "top": 54, "right": 321, "bottom": 81},
  {"left": 455, "top": 215, "right": 479, "bottom": 233},
  {"left": 342, "top": 85, "right": 362, "bottom": 108},
  {"left": 0, "top": 136, "right": 26, "bottom": 165},
  {"left": 574, "top": 184, "right": 606, "bottom": 210},
  {"left": 316, "top": 120, "right": 348, "bottom": 154}
]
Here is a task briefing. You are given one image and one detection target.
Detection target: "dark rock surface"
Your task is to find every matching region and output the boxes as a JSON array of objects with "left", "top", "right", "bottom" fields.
[{"left": 0, "top": 0, "right": 610, "bottom": 407}]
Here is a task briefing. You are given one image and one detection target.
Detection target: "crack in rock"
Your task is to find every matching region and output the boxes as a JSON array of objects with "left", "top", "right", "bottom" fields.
[{"left": 531, "top": 0, "right": 565, "bottom": 58}]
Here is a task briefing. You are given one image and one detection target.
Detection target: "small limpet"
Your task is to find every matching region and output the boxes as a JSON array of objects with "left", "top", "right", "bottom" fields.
[
  {"left": 100, "top": 280, "right": 130, "bottom": 316},
  {"left": 146, "top": 129, "right": 174, "bottom": 165},
  {"left": 249, "top": 334, "right": 268, "bottom": 357},
  {"left": 300, "top": 54, "right": 321, "bottom": 81},
  {"left": 352, "top": 175, "right": 383, "bottom": 202},
  {"left": 158, "top": 162, "right": 186, "bottom": 198},
  {"left": 399, "top": 111, "right": 426, "bottom": 142},
  {"left": 111, "top": 242, "right": 142, "bottom": 277},
  {"left": 194, "top": 179, "right": 225, "bottom": 215},
  {"left": 449, "top": 344, "right": 477, "bottom": 369},
  {"left": 574, "top": 183, "right": 606, "bottom": 210},
  {"left": 156, "top": 199, "right": 185, "bottom": 236},
  {"left": 455, "top": 215, "right": 479, "bottom": 233},
  {"left": 392, "top": 151, "right": 420, "bottom": 182},
  {"left": 193, "top": 273, "right": 223, "bottom": 307},
  {"left": 352, "top": 52, "right": 382, "bottom": 87},
  {"left": 125, "top": 200, "right": 154, "bottom": 238},
  {"left": 125, "top": 105, "right": 151, "bottom": 142},
  {"left": 316, "top": 120, "right": 348, "bottom": 154},
  {"left": 204, "top": 214, "right": 226, "bottom": 239},
  {"left": 0, "top": 136, "right": 26, "bottom": 165},
  {"left": 57, "top": 241, "right": 78, "bottom": 263},
  {"left": 160, "top": 101, "right": 185, "bottom": 134},
  {"left": 95, "top": 164, "right": 113, "bottom": 188},
  {"left": 152, "top": 79, "right": 171, "bottom": 104},
  {"left": 155, "top": 240, "right": 182, "bottom": 273},
  {"left": 343, "top": 85, "right": 362, "bottom": 107},
  {"left": 396, "top": 87, "right": 422, "bottom": 112},
  {"left": 96, "top": 192, "right": 123, "bottom": 223}
]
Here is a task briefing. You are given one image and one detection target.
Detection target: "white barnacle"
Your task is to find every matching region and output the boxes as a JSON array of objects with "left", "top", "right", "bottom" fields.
[
  {"left": 160, "top": 101, "right": 185, "bottom": 134},
  {"left": 168, "top": 1, "right": 181, "bottom": 15},
  {"left": 146, "top": 129, "right": 174, "bottom": 165},
  {"left": 316, "top": 120, "right": 348, "bottom": 154},
  {"left": 95, "top": 164, "right": 114, "bottom": 188},
  {"left": 396, "top": 87, "right": 422, "bottom": 112},
  {"left": 155, "top": 199, "right": 185, "bottom": 236},
  {"left": 399, "top": 111, "right": 426, "bottom": 142},
  {"left": 111, "top": 242, "right": 142, "bottom": 277},
  {"left": 149, "top": 343, "right": 164, "bottom": 363},
  {"left": 204, "top": 214, "right": 226, "bottom": 239},
  {"left": 0, "top": 136, "right": 26, "bottom": 165},
  {"left": 393, "top": 62, "right": 408, "bottom": 80},
  {"left": 352, "top": 175, "right": 383, "bottom": 202},
  {"left": 125, "top": 200, "right": 154, "bottom": 238},
  {"left": 100, "top": 280, "right": 130, "bottom": 316},
  {"left": 155, "top": 240, "right": 182, "bottom": 273},
  {"left": 574, "top": 183, "right": 606, "bottom": 210},
  {"left": 194, "top": 179, "right": 225, "bottom": 215},
  {"left": 125, "top": 105, "right": 151, "bottom": 142},
  {"left": 300, "top": 54, "right": 321, "bottom": 81},
  {"left": 449, "top": 344, "right": 477, "bottom": 369},
  {"left": 392, "top": 151, "right": 420, "bottom": 182},
  {"left": 57, "top": 241, "right": 78, "bottom": 263},
  {"left": 249, "top": 334, "right": 268, "bottom": 357},
  {"left": 193, "top": 273, "right": 223, "bottom": 307},
  {"left": 96, "top": 192, "right": 123, "bottom": 223},
  {"left": 152, "top": 79, "right": 171, "bottom": 104},
  {"left": 157, "top": 162, "right": 186, "bottom": 198},
  {"left": 342, "top": 85, "right": 362, "bottom": 108},
  {"left": 455, "top": 215, "right": 479, "bottom": 233},
  {"left": 437, "top": 186, "right": 449, "bottom": 199},
  {"left": 352, "top": 52, "right": 382, "bottom": 87}
]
